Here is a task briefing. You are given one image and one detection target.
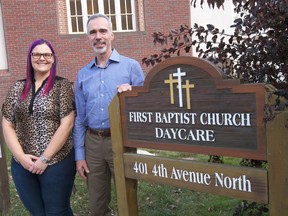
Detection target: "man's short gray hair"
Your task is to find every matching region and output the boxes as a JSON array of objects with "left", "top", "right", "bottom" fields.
[{"left": 86, "top": 13, "right": 113, "bottom": 33}]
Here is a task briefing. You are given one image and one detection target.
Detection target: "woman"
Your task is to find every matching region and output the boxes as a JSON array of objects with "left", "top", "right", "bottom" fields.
[{"left": 2, "top": 39, "right": 76, "bottom": 216}]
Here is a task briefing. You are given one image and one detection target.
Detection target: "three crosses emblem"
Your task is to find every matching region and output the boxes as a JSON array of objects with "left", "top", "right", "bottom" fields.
[{"left": 164, "top": 68, "right": 195, "bottom": 109}]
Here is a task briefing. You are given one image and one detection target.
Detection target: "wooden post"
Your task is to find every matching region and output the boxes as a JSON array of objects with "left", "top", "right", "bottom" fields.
[
  {"left": 267, "top": 110, "right": 288, "bottom": 215},
  {"left": 0, "top": 111, "right": 11, "bottom": 214},
  {"left": 109, "top": 95, "right": 138, "bottom": 216}
]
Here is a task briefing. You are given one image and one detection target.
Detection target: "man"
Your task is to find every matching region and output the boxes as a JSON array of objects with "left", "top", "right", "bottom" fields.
[{"left": 73, "top": 13, "right": 145, "bottom": 216}]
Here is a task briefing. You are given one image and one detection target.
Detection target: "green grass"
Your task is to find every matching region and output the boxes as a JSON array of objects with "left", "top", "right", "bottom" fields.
[
  {"left": 137, "top": 182, "right": 239, "bottom": 216},
  {"left": 2, "top": 148, "right": 269, "bottom": 216}
]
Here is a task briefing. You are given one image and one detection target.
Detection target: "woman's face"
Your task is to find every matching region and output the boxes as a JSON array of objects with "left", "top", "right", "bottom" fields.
[{"left": 31, "top": 43, "right": 54, "bottom": 75}]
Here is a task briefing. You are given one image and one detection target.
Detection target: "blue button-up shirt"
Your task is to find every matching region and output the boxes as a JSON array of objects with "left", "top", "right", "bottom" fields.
[{"left": 73, "top": 49, "right": 145, "bottom": 160}]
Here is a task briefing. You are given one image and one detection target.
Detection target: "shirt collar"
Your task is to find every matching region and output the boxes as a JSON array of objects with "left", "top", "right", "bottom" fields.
[{"left": 89, "top": 49, "right": 120, "bottom": 69}]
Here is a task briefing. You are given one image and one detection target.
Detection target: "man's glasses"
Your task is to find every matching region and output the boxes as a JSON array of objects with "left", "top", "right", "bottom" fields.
[{"left": 31, "top": 53, "right": 53, "bottom": 60}]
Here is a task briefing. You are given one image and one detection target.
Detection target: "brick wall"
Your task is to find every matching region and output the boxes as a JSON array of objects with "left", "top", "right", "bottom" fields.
[{"left": 0, "top": 0, "right": 191, "bottom": 105}]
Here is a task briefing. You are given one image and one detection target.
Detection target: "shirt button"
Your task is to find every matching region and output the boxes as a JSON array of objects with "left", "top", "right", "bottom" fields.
[
  {"left": 101, "top": 94, "right": 104, "bottom": 97},
  {"left": 101, "top": 80, "right": 104, "bottom": 83},
  {"left": 101, "top": 108, "right": 104, "bottom": 111}
]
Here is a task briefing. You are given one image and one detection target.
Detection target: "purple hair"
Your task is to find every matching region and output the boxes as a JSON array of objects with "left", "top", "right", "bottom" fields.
[{"left": 20, "top": 39, "right": 57, "bottom": 101}]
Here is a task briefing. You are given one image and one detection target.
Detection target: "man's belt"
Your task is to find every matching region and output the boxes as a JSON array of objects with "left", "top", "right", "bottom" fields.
[{"left": 89, "top": 128, "right": 111, "bottom": 137}]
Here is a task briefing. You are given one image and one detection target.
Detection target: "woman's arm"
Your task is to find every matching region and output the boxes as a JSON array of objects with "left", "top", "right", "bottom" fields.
[{"left": 2, "top": 116, "right": 38, "bottom": 170}]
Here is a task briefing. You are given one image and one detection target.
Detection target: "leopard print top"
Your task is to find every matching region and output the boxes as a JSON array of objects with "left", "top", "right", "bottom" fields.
[{"left": 2, "top": 76, "right": 75, "bottom": 165}]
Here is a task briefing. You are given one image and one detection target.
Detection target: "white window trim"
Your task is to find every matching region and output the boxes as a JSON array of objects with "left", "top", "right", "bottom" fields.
[
  {"left": 0, "top": 3, "right": 8, "bottom": 70},
  {"left": 66, "top": 0, "right": 136, "bottom": 34}
]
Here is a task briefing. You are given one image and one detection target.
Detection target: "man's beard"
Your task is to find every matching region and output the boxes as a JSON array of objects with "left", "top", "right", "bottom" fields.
[{"left": 93, "top": 45, "right": 107, "bottom": 55}]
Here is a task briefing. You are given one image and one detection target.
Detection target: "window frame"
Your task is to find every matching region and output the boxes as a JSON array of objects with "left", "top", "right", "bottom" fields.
[{"left": 66, "top": 0, "right": 136, "bottom": 34}]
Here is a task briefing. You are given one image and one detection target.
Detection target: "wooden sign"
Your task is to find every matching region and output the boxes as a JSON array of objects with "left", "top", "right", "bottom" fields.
[
  {"left": 124, "top": 153, "right": 268, "bottom": 203},
  {"left": 109, "top": 56, "right": 288, "bottom": 216},
  {"left": 119, "top": 56, "right": 266, "bottom": 160}
]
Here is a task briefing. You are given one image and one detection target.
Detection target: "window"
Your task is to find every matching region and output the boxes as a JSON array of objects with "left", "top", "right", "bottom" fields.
[
  {"left": 0, "top": 3, "right": 8, "bottom": 73},
  {"left": 66, "top": 0, "right": 136, "bottom": 33}
]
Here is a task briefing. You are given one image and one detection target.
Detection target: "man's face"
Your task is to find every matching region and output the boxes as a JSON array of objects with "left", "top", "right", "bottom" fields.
[{"left": 87, "top": 17, "right": 114, "bottom": 55}]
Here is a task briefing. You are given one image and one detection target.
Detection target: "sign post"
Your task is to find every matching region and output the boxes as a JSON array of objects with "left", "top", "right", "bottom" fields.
[
  {"left": 0, "top": 111, "right": 11, "bottom": 214},
  {"left": 266, "top": 107, "right": 288, "bottom": 214},
  {"left": 110, "top": 97, "right": 138, "bottom": 216},
  {"left": 109, "top": 56, "right": 287, "bottom": 215}
]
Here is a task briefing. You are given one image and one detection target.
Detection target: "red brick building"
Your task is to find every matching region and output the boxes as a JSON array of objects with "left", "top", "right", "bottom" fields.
[{"left": 0, "top": 0, "right": 191, "bottom": 105}]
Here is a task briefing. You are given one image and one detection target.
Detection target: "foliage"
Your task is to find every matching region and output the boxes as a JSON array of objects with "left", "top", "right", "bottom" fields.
[
  {"left": 233, "top": 200, "right": 269, "bottom": 216},
  {"left": 208, "top": 155, "right": 224, "bottom": 163},
  {"left": 142, "top": 0, "right": 288, "bottom": 92},
  {"left": 240, "top": 159, "right": 267, "bottom": 168},
  {"left": 236, "top": 159, "right": 269, "bottom": 215}
]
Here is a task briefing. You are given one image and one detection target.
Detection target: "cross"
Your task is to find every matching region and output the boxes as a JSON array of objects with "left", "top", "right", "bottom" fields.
[
  {"left": 164, "top": 74, "right": 178, "bottom": 104},
  {"left": 173, "top": 68, "right": 186, "bottom": 107},
  {"left": 181, "top": 79, "right": 195, "bottom": 109}
]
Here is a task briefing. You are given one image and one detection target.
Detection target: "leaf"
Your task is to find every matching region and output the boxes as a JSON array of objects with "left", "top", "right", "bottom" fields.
[
  {"left": 229, "top": 36, "right": 233, "bottom": 44},
  {"left": 206, "top": 41, "right": 212, "bottom": 49},
  {"left": 207, "top": 24, "right": 215, "bottom": 31},
  {"left": 212, "top": 28, "right": 219, "bottom": 34},
  {"left": 185, "top": 45, "right": 191, "bottom": 53},
  {"left": 212, "top": 35, "right": 217, "bottom": 43},
  {"left": 184, "top": 35, "right": 190, "bottom": 44},
  {"left": 233, "top": 18, "right": 242, "bottom": 24}
]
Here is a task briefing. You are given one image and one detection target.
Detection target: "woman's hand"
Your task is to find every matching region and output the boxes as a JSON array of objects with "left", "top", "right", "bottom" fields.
[
  {"left": 17, "top": 154, "right": 38, "bottom": 170},
  {"left": 28, "top": 157, "right": 49, "bottom": 175}
]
